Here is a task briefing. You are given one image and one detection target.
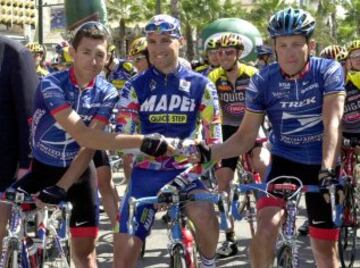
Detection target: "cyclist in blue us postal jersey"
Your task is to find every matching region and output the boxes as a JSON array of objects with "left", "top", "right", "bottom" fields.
[
  {"left": 1, "top": 21, "right": 170, "bottom": 267},
  {"left": 196, "top": 7, "right": 345, "bottom": 268},
  {"left": 114, "top": 14, "right": 222, "bottom": 268}
]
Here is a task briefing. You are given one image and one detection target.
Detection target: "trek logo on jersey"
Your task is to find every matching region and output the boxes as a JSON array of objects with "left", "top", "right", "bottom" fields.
[
  {"left": 179, "top": 79, "right": 191, "bottom": 93},
  {"left": 140, "top": 95, "right": 196, "bottom": 112},
  {"left": 148, "top": 114, "right": 188, "bottom": 124},
  {"left": 280, "top": 96, "right": 316, "bottom": 109}
]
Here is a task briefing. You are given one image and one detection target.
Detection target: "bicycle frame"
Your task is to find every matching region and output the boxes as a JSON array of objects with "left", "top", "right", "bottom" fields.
[
  {"left": 0, "top": 191, "right": 72, "bottom": 268},
  {"left": 128, "top": 191, "right": 230, "bottom": 268}
]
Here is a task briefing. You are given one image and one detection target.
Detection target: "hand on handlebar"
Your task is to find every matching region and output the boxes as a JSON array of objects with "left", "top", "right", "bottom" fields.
[{"left": 318, "top": 168, "right": 342, "bottom": 203}]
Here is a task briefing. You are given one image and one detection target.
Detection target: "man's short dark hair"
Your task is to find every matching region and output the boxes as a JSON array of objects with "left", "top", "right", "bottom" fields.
[{"left": 71, "top": 21, "right": 111, "bottom": 50}]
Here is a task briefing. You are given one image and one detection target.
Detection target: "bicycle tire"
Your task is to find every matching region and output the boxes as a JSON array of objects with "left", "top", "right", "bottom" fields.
[
  {"left": 170, "top": 244, "right": 187, "bottom": 268},
  {"left": 40, "top": 233, "right": 71, "bottom": 268},
  {"left": 276, "top": 244, "right": 295, "bottom": 268},
  {"left": 238, "top": 192, "right": 257, "bottom": 237},
  {"left": 339, "top": 183, "right": 358, "bottom": 268}
]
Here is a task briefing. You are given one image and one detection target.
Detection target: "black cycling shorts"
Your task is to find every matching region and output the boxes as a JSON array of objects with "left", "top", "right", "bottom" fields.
[
  {"left": 221, "top": 125, "right": 240, "bottom": 171},
  {"left": 93, "top": 150, "right": 110, "bottom": 168},
  {"left": 13, "top": 158, "right": 99, "bottom": 238}
]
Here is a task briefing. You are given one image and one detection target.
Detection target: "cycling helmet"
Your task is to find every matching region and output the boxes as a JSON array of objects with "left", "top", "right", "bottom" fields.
[
  {"left": 128, "top": 37, "right": 147, "bottom": 56},
  {"left": 319, "top": 45, "right": 346, "bottom": 60},
  {"left": 217, "top": 33, "right": 244, "bottom": 50},
  {"left": 335, "top": 50, "right": 348, "bottom": 62},
  {"left": 205, "top": 36, "right": 218, "bottom": 51},
  {"left": 268, "top": 7, "right": 315, "bottom": 39},
  {"left": 256, "top": 45, "right": 273, "bottom": 57},
  {"left": 26, "top": 42, "right": 44, "bottom": 53},
  {"left": 55, "top": 41, "right": 69, "bottom": 54},
  {"left": 347, "top": 40, "right": 360, "bottom": 54}
]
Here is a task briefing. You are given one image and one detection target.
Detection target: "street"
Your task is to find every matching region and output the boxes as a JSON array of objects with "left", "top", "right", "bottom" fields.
[{"left": 95, "top": 172, "right": 360, "bottom": 268}]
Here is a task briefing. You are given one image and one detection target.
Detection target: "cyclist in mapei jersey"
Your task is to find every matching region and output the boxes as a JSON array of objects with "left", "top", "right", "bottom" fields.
[
  {"left": 0, "top": 21, "right": 170, "bottom": 267},
  {"left": 114, "top": 14, "right": 222, "bottom": 268},
  {"left": 208, "top": 33, "right": 270, "bottom": 258},
  {"left": 196, "top": 8, "right": 345, "bottom": 268}
]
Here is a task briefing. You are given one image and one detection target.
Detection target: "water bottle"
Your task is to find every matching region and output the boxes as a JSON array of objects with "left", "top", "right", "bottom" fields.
[
  {"left": 181, "top": 227, "right": 194, "bottom": 266},
  {"left": 25, "top": 236, "right": 38, "bottom": 268}
]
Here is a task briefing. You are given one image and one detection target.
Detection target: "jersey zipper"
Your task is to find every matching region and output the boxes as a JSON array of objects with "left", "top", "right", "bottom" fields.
[{"left": 295, "top": 79, "right": 299, "bottom": 100}]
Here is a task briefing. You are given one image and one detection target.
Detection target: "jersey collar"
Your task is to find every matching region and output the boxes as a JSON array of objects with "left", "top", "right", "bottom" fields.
[
  {"left": 151, "top": 62, "right": 183, "bottom": 79},
  {"left": 280, "top": 61, "right": 310, "bottom": 80},
  {"left": 69, "top": 67, "right": 96, "bottom": 90}
]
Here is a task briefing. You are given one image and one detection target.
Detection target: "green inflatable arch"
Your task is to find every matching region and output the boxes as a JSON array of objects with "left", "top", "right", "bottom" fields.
[
  {"left": 65, "top": 0, "right": 107, "bottom": 30},
  {"left": 201, "top": 18, "right": 263, "bottom": 62}
]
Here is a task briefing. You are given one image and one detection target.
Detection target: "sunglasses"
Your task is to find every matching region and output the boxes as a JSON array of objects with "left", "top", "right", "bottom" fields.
[
  {"left": 350, "top": 53, "right": 360, "bottom": 60},
  {"left": 73, "top": 21, "right": 111, "bottom": 39},
  {"left": 217, "top": 49, "right": 237, "bottom": 56},
  {"left": 132, "top": 55, "right": 147, "bottom": 63},
  {"left": 207, "top": 50, "right": 219, "bottom": 56},
  {"left": 145, "top": 21, "right": 176, "bottom": 33}
]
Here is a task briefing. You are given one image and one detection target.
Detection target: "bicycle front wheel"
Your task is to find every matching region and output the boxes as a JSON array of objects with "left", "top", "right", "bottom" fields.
[
  {"left": 170, "top": 244, "right": 187, "bottom": 268},
  {"left": 339, "top": 226, "right": 357, "bottom": 268},
  {"left": 40, "top": 234, "right": 71, "bottom": 268},
  {"left": 276, "top": 244, "right": 297, "bottom": 268}
]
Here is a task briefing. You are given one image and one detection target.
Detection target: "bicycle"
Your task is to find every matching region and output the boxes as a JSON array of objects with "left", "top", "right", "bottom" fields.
[
  {"left": 232, "top": 137, "right": 267, "bottom": 237},
  {"left": 0, "top": 190, "right": 72, "bottom": 268},
  {"left": 230, "top": 176, "right": 341, "bottom": 268},
  {"left": 338, "top": 137, "right": 360, "bottom": 268},
  {"left": 128, "top": 189, "right": 230, "bottom": 268}
]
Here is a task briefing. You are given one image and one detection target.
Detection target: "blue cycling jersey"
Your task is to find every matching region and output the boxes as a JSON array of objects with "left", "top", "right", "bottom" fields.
[
  {"left": 246, "top": 57, "right": 345, "bottom": 164},
  {"left": 32, "top": 67, "right": 118, "bottom": 167},
  {"left": 116, "top": 64, "right": 222, "bottom": 170}
]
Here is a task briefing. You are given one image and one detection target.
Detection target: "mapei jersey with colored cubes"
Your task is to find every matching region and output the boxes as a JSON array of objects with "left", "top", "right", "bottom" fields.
[
  {"left": 116, "top": 64, "right": 222, "bottom": 170},
  {"left": 209, "top": 64, "right": 258, "bottom": 126},
  {"left": 246, "top": 57, "right": 345, "bottom": 164},
  {"left": 32, "top": 67, "right": 119, "bottom": 167}
]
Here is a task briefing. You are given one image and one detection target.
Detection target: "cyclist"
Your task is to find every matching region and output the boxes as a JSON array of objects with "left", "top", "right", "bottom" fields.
[
  {"left": 255, "top": 44, "right": 273, "bottom": 70},
  {"left": 195, "top": 36, "right": 220, "bottom": 77},
  {"left": 105, "top": 44, "right": 136, "bottom": 90},
  {"left": 114, "top": 14, "right": 222, "bottom": 268},
  {"left": 347, "top": 40, "right": 360, "bottom": 71},
  {"left": 25, "top": 42, "right": 49, "bottom": 77},
  {"left": 196, "top": 7, "right": 345, "bottom": 268},
  {"left": 208, "top": 32, "right": 270, "bottom": 258},
  {"left": 0, "top": 35, "right": 38, "bottom": 249},
  {"left": 1, "top": 21, "right": 170, "bottom": 267},
  {"left": 128, "top": 37, "right": 150, "bottom": 73}
]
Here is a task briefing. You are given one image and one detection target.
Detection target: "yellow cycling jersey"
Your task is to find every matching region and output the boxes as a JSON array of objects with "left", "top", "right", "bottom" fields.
[
  {"left": 208, "top": 63, "right": 258, "bottom": 126},
  {"left": 343, "top": 71, "right": 360, "bottom": 133},
  {"left": 36, "top": 65, "right": 49, "bottom": 77}
]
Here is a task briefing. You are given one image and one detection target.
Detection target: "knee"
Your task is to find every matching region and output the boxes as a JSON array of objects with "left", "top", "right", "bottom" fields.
[{"left": 190, "top": 205, "right": 218, "bottom": 230}]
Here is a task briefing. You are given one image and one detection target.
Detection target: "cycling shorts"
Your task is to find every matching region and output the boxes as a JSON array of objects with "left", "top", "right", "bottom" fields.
[
  {"left": 257, "top": 154, "right": 339, "bottom": 241},
  {"left": 220, "top": 125, "right": 265, "bottom": 171},
  {"left": 93, "top": 150, "right": 110, "bottom": 168},
  {"left": 118, "top": 167, "right": 206, "bottom": 241},
  {"left": 13, "top": 158, "right": 99, "bottom": 238}
]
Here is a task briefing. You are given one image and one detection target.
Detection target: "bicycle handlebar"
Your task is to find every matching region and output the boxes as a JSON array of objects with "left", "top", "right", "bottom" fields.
[{"left": 127, "top": 191, "right": 231, "bottom": 235}]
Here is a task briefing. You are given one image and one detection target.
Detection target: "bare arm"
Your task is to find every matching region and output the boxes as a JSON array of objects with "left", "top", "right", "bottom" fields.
[
  {"left": 53, "top": 107, "right": 144, "bottom": 151},
  {"left": 321, "top": 93, "right": 345, "bottom": 169},
  {"left": 211, "top": 111, "right": 264, "bottom": 161},
  {"left": 56, "top": 119, "right": 106, "bottom": 191}
]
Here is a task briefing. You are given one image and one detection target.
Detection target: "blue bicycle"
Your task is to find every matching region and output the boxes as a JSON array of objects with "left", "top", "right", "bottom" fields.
[{"left": 128, "top": 189, "right": 230, "bottom": 268}]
